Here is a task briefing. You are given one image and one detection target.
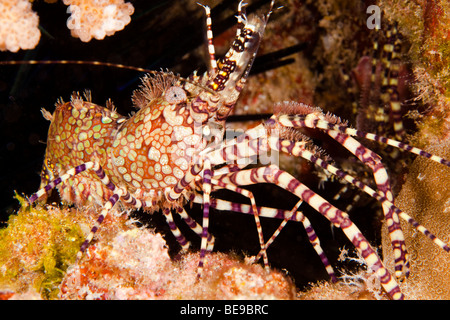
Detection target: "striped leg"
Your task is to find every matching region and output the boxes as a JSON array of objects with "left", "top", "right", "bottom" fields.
[
  {"left": 333, "top": 184, "right": 362, "bottom": 213},
  {"left": 205, "top": 127, "right": 338, "bottom": 277},
  {"left": 162, "top": 208, "right": 191, "bottom": 251},
  {"left": 211, "top": 177, "right": 270, "bottom": 271},
  {"left": 368, "top": 27, "right": 384, "bottom": 128},
  {"left": 269, "top": 137, "right": 450, "bottom": 278},
  {"left": 164, "top": 158, "right": 219, "bottom": 278},
  {"left": 251, "top": 200, "right": 304, "bottom": 262},
  {"left": 28, "top": 161, "right": 135, "bottom": 260},
  {"left": 325, "top": 129, "right": 394, "bottom": 199},
  {"left": 166, "top": 160, "right": 203, "bottom": 203},
  {"left": 249, "top": 199, "right": 337, "bottom": 282},
  {"left": 323, "top": 130, "right": 408, "bottom": 278},
  {"left": 275, "top": 109, "right": 450, "bottom": 167},
  {"left": 28, "top": 162, "right": 97, "bottom": 204},
  {"left": 273, "top": 106, "right": 450, "bottom": 276},
  {"left": 206, "top": 124, "right": 404, "bottom": 278},
  {"left": 206, "top": 118, "right": 449, "bottom": 280},
  {"left": 197, "top": 160, "right": 213, "bottom": 278},
  {"left": 216, "top": 164, "right": 404, "bottom": 299},
  {"left": 268, "top": 112, "right": 449, "bottom": 277},
  {"left": 141, "top": 196, "right": 214, "bottom": 251},
  {"left": 191, "top": 195, "right": 337, "bottom": 281},
  {"left": 176, "top": 206, "right": 215, "bottom": 251},
  {"left": 381, "top": 23, "right": 404, "bottom": 140},
  {"left": 74, "top": 164, "right": 134, "bottom": 259},
  {"left": 278, "top": 137, "right": 450, "bottom": 248}
]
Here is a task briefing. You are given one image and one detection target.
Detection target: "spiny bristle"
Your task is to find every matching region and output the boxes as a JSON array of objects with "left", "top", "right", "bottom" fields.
[
  {"left": 55, "top": 97, "right": 65, "bottom": 107},
  {"left": 273, "top": 101, "right": 323, "bottom": 116},
  {"left": 131, "top": 72, "right": 179, "bottom": 109},
  {"left": 305, "top": 140, "right": 334, "bottom": 164},
  {"left": 324, "top": 111, "right": 348, "bottom": 126},
  {"left": 277, "top": 126, "right": 310, "bottom": 142},
  {"left": 267, "top": 123, "right": 334, "bottom": 163},
  {"left": 105, "top": 99, "right": 116, "bottom": 112},
  {"left": 70, "top": 92, "right": 85, "bottom": 109},
  {"left": 41, "top": 108, "right": 53, "bottom": 121},
  {"left": 83, "top": 90, "right": 92, "bottom": 102}
]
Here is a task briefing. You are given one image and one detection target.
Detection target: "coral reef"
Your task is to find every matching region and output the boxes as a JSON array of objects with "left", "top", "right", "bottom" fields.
[
  {"left": 380, "top": 0, "right": 450, "bottom": 113},
  {"left": 61, "top": 244, "right": 296, "bottom": 300},
  {"left": 1, "top": 1, "right": 449, "bottom": 300},
  {"left": 381, "top": 116, "right": 450, "bottom": 299},
  {"left": 0, "top": 0, "right": 41, "bottom": 52},
  {"left": 374, "top": 0, "right": 450, "bottom": 299},
  {"left": 0, "top": 198, "right": 296, "bottom": 300},
  {"left": 298, "top": 279, "right": 379, "bottom": 300}
]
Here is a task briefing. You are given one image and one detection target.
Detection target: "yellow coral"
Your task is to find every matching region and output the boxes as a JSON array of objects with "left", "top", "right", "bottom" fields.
[
  {"left": 63, "top": 0, "right": 134, "bottom": 42},
  {"left": 0, "top": 0, "right": 41, "bottom": 52}
]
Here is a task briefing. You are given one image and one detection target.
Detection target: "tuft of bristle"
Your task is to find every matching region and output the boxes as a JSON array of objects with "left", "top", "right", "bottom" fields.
[
  {"left": 105, "top": 99, "right": 116, "bottom": 112},
  {"left": 55, "top": 97, "right": 65, "bottom": 107},
  {"left": 274, "top": 102, "right": 348, "bottom": 126},
  {"left": 70, "top": 92, "right": 85, "bottom": 110},
  {"left": 131, "top": 72, "right": 179, "bottom": 109},
  {"left": 41, "top": 108, "right": 53, "bottom": 121},
  {"left": 83, "top": 90, "right": 92, "bottom": 102}
]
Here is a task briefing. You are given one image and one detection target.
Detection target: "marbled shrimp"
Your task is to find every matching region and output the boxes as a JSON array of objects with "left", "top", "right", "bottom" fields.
[{"left": 13, "top": 1, "right": 450, "bottom": 300}]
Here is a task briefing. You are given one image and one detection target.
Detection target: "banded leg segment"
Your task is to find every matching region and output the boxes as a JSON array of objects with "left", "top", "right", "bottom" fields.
[
  {"left": 176, "top": 206, "right": 215, "bottom": 251},
  {"left": 271, "top": 136, "right": 450, "bottom": 277},
  {"left": 77, "top": 163, "right": 135, "bottom": 258},
  {"left": 165, "top": 158, "right": 219, "bottom": 278},
  {"left": 211, "top": 177, "right": 270, "bottom": 270},
  {"left": 381, "top": 23, "right": 404, "bottom": 140},
  {"left": 162, "top": 208, "right": 191, "bottom": 251},
  {"left": 273, "top": 107, "right": 450, "bottom": 275},
  {"left": 204, "top": 119, "right": 449, "bottom": 281},
  {"left": 28, "top": 161, "right": 127, "bottom": 259},
  {"left": 203, "top": 124, "right": 404, "bottom": 278},
  {"left": 197, "top": 160, "right": 213, "bottom": 278},
  {"left": 28, "top": 162, "right": 98, "bottom": 204},
  {"left": 251, "top": 199, "right": 337, "bottom": 282},
  {"left": 275, "top": 110, "right": 450, "bottom": 167},
  {"left": 216, "top": 164, "right": 404, "bottom": 300},
  {"left": 319, "top": 130, "right": 407, "bottom": 278},
  {"left": 191, "top": 194, "right": 337, "bottom": 281}
]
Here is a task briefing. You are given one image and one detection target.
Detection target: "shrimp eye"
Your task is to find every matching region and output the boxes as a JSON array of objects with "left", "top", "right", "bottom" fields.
[{"left": 165, "top": 86, "right": 187, "bottom": 104}]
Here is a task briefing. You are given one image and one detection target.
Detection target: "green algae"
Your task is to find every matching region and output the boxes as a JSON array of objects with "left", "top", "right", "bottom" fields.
[{"left": 0, "top": 194, "right": 86, "bottom": 299}]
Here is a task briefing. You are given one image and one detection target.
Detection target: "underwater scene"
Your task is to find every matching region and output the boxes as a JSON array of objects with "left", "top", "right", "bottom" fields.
[{"left": 0, "top": 0, "right": 449, "bottom": 300}]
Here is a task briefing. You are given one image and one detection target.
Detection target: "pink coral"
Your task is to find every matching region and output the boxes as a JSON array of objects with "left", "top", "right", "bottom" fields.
[
  {"left": 64, "top": 0, "right": 134, "bottom": 42},
  {"left": 58, "top": 226, "right": 296, "bottom": 300},
  {"left": 0, "top": 0, "right": 40, "bottom": 52},
  {"left": 59, "top": 228, "right": 171, "bottom": 299}
]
